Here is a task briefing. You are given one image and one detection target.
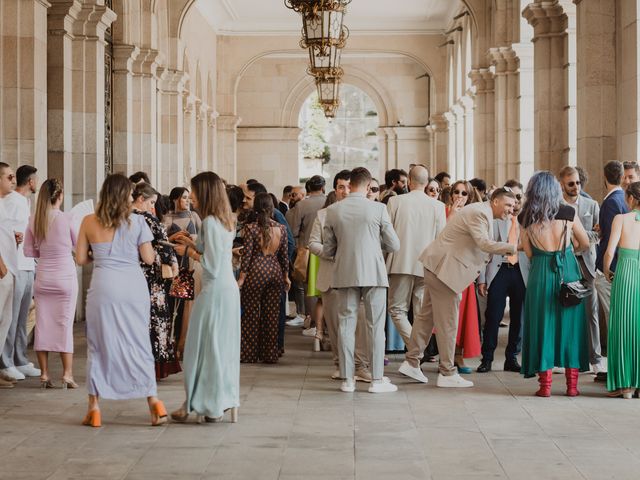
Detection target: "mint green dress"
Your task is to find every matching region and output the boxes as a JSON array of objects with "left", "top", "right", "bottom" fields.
[
  {"left": 607, "top": 212, "right": 640, "bottom": 392},
  {"left": 521, "top": 243, "right": 589, "bottom": 378},
  {"left": 183, "top": 217, "right": 240, "bottom": 417}
]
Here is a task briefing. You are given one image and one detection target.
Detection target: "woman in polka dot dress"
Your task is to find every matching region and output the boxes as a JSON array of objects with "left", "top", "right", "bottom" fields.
[{"left": 238, "top": 193, "right": 290, "bottom": 363}]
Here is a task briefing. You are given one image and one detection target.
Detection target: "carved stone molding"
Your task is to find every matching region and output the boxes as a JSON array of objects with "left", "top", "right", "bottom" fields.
[
  {"left": 70, "top": 1, "right": 117, "bottom": 41},
  {"left": 469, "top": 68, "right": 495, "bottom": 93},
  {"left": 523, "top": 1, "right": 568, "bottom": 38},
  {"left": 111, "top": 44, "right": 139, "bottom": 73},
  {"left": 157, "top": 68, "right": 186, "bottom": 94},
  {"left": 428, "top": 113, "right": 449, "bottom": 132},
  {"left": 207, "top": 109, "right": 219, "bottom": 128},
  {"left": 488, "top": 46, "right": 519, "bottom": 74},
  {"left": 132, "top": 48, "right": 159, "bottom": 78},
  {"left": 217, "top": 115, "right": 242, "bottom": 131}
]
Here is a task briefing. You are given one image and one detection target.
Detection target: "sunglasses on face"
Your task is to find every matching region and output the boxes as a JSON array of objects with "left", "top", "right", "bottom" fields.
[
  {"left": 453, "top": 190, "right": 468, "bottom": 196},
  {"left": 2, "top": 174, "right": 15, "bottom": 181},
  {"left": 428, "top": 187, "right": 440, "bottom": 193},
  {"left": 370, "top": 187, "right": 380, "bottom": 193},
  {"left": 567, "top": 181, "right": 581, "bottom": 187}
]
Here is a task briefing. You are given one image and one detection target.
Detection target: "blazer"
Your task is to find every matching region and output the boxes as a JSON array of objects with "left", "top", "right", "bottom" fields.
[
  {"left": 478, "top": 216, "right": 530, "bottom": 288},
  {"left": 596, "top": 188, "right": 629, "bottom": 272},
  {"left": 323, "top": 192, "right": 400, "bottom": 288},
  {"left": 290, "top": 194, "right": 326, "bottom": 247},
  {"left": 307, "top": 208, "right": 332, "bottom": 293},
  {"left": 418, "top": 201, "right": 516, "bottom": 294},
  {"left": 385, "top": 190, "right": 446, "bottom": 277},
  {"left": 563, "top": 196, "right": 599, "bottom": 277}
]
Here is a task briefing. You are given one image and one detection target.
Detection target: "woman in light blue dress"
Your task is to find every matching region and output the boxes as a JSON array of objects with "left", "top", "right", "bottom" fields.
[
  {"left": 76, "top": 174, "right": 168, "bottom": 427},
  {"left": 170, "top": 171, "right": 241, "bottom": 423}
]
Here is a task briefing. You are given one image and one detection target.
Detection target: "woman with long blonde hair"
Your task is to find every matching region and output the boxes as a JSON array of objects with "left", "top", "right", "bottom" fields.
[
  {"left": 76, "top": 173, "right": 167, "bottom": 427},
  {"left": 170, "top": 171, "right": 241, "bottom": 423},
  {"left": 24, "top": 179, "right": 78, "bottom": 389}
]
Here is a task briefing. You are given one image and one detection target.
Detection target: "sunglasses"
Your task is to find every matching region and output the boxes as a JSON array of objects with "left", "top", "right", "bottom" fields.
[
  {"left": 3, "top": 174, "right": 15, "bottom": 181},
  {"left": 514, "top": 194, "right": 523, "bottom": 200},
  {"left": 453, "top": 190, "right": 469, "bottom": 196},
  {"left": 428, "top": 187, "right": 440, "bottom": 193},
  {"left": 370, "top": 187, "right": 380, "bottom": 193},
  {"left": 567, "top": 181, "right": 581, "bottom": 187}
]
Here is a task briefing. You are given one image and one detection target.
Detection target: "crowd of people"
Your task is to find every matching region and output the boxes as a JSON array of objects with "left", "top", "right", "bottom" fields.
[{"left": 0, "top": 157, "right": 639, "bottom": 427}]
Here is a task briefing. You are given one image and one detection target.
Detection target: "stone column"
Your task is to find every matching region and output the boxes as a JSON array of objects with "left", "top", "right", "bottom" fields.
[
  {"left": 452, "top": 104, "right": 465, "bottom": 181},
  {"left": 523, "top": 1, "right": 572, "bottom": 173},
  {"left": 0, "top": 0, "right": 50, "bottom": 174},
  {"left": 182, "top": 92, "right": 196, "bottom": 183},
  {"left": 383, "top": 127, "right": 398, "bottom": 170},
  {"left": 111, "top": 44, "right": 138, "bottom": 177},
  {"left": 156, "top": 67, "right": 185, "bottom": 192},
  {"left": 207, "top": 109, "right": 218, "bottom": 172},
  {"left": 573, "top": 0, "right": 616, "bottom": 199},
  {"left": 131, "top": 48, "right": 159, "bottom": 182},
  {"left": 469, "top": 69, "right": 495, "bottom": 183},
  {"left": 394, "top": 127, "right": 430, "bottom": 171},
  {"left": 443, "top": 111, "right": 457, "bottom": 179},
  {"left": 428, "top": 114, "right": 450, "bottom": 177},
  {"left": 216, "top": 115, "right": 241, "bottom": 183},
  {"left": 460, "top": 96, "right": 475, "bottom": 180},
  {"left": 513, "top": 42, "right": 535, "bottom": 186}
]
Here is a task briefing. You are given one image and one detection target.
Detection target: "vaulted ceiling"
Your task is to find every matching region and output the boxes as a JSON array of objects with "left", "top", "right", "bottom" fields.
[{"left": 195, "top": 0, "right": 464, "bottom": 35}]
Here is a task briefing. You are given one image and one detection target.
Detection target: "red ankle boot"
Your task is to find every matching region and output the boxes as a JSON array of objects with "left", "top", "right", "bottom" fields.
[
  {"left": 565, "top": 368, "right": 580, "bottom": 396},
  {"left": 535, "top": 370, "right": 552, "bottom": 397}
]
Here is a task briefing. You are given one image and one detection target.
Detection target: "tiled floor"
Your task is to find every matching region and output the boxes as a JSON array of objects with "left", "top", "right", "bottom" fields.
[{"left": 1, "top": 324, "right": 639, "bottom": 480}]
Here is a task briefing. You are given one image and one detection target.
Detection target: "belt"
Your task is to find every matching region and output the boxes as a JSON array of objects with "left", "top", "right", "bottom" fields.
[{"left": 501, "top": 262, "right": 519, "bottom": 269}]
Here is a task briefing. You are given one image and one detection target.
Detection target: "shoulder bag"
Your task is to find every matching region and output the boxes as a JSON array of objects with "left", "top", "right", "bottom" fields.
[{"left": 558, "top": 220, "right": 591, "bottom": 308}]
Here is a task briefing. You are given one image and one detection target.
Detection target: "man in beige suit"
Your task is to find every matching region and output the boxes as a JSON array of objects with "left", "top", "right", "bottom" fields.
[
  {"left": 386, "top": 165, "right": 446, "bottom": 346},
  {"left": 399, "top": 188, "right": 517, "bottom": 387},
  {"left": 323, "top": 167, "right": 400, "bottom": 393}
]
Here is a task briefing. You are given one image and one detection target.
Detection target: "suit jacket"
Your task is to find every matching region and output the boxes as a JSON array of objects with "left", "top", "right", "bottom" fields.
[
  {"left": 563, "top": 196, "right": 599, "bottom": 277},
  {"left": 596, "top": 188, "right": 629, "bottom": 272},
  {"left": 419, "top": 202, "right": 516, "bottom": 294},
  {"left": 278, "top": 201, "right": 289, "bottom": 216},
  {"left": 291, "top": 194, "right": 326, "bottom": 247},
  {"left": 478, "top": 216, "right": 530, "bottom": 288},
  {"left": 323, "top": 192, "right": 400, "bottom": 288},
  {"left": 307, "top": 208, "right": 333, "bottom": 292},
  {"left": 385, "top": 190, "right": 446, "bottom": 277}
]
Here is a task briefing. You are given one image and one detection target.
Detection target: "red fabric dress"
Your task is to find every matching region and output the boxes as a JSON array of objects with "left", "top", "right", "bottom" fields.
[{"left": 446, "top": 206, "right": 482, "bottom": 359}]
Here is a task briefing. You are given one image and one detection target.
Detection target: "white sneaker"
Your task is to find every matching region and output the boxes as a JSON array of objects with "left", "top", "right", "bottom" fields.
[
  {"left": 340, "top": 378, "right": 356, "bottom": 393},
  {"left": 16, "top": 363, "right": 41, "bottom": 377},
  {"left": 398, "top": 360, "right": 429, "bottom": 384},
  {"left": 0, "top": 369, "right": 17, "bottom": 382},
  {"left": 2, "top": 367, "right": 25, "bottom": 381},
  {"left": 368, "top": 378, "right": 398, "bottom": 393},
  {"left": 436, "top": 373, "right": 473, "bottom": 388},
  {"left": 302, "top": 327, "right": 317, "bottom": 337},
  {"left": 552, "top": 367, "right": 565, "bottom": 374},
  {"left": 285, "top": 315, "right": 305, "bottom": 327},
  {"left": 331, "top": 369, "right": 342, "bottom": 380},
  {"left": 592, "top": 363, "right": 607, "bottom": 374},
  {"left": 354, "top": 368, "right": 372, "bottom": 383}
]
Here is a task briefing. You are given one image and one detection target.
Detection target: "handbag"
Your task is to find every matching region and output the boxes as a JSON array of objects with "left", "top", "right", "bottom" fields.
[
  {"left": 558, "top": 221, "right": 592, "bottom": 308},
  {"left": 169, "top": 253, "right": 194, "bottom": 300},
  {"left": 292, "top": 246, "right": 310, "bottom": 283}
]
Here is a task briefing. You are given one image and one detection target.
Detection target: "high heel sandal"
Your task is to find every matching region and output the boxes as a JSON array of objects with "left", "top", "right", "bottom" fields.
[
  {"left": 150, "top": 400, "right": 168, "bottom": 426},
  {"left": 61, "top": 377, "right": 79, "bottom": 389},
  {"left": 170, "top": 406, "right": 189, "bottom": 423},
  {"left": 204, "top": 407, "right": 239, "bottom": 424},
  {"left": 622, "top": 388, "right": 635, "bottom": 399},
  {"left": 40, "top": 378, "right": 55, "bottom": 389},
  {"left": 82, "top": 409, "right": 102, "bottom": 428}
]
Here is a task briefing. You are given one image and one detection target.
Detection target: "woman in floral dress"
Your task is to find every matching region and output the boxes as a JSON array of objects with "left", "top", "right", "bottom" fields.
[{"left": 132, "top": 183, "right": 181, "bottom": 380}]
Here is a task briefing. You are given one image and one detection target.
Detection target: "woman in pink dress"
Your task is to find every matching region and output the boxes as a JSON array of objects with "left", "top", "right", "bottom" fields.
[{"left": 24, "top": 179, "right": 79, "bottom": 389}]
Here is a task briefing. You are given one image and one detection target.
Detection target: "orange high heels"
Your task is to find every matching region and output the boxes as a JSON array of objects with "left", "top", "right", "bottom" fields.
[
  {"left": 151, "top": 400, "right": 168, "bottom": 426},
  {"left": 82, "top": 409, "right": 101, "bottom": 428}
]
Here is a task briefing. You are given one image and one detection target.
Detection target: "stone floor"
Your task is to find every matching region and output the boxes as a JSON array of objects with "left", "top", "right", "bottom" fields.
[{"left": 1, "top": 324, "right": 639, "bottom": 480}]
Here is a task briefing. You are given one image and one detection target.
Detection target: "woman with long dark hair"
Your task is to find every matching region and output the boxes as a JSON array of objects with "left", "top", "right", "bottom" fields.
[
  {"left": 76, "top": 174, "right": 167, "bottom": 427},
  {"left": 24, "top": 179, "right": 78, "bottom": 389},
  {"left": 170, "top": 171, "right": 241, "bottom": 423},
  {"left": 520, "top": 171, "right": 590, "bottom": 397},
  {"left": 238, "top": 192, "right": 290, "bottom": 363},
  {"left": 132, "top": 183, "right": 180, "bottom": 380}
]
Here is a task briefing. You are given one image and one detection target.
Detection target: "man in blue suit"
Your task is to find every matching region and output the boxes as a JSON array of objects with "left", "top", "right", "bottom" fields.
[{"left": 595, "top": 161, "right": 629, "bottom": 332}]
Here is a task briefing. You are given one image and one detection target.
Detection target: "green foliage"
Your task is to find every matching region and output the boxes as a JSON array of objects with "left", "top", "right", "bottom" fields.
[{"left": 300, "top": 97, "right": 329, "bottom": 160}]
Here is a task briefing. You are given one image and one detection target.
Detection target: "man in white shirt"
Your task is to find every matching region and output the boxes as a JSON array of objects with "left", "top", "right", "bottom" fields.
[{"left": 0, "top": 165, "right": 40, "bottom": 381}]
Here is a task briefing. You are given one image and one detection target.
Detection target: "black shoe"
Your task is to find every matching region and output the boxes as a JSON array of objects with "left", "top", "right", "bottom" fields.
[
  {"left": 503, "top": 359, "right": 521, "bottom": 372},
  {"left": 477, "top": 360, "right": 492, "bottom": 373}
]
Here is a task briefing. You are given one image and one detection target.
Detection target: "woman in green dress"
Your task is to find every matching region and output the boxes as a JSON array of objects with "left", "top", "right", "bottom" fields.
[
  {"left": 519, "top": 172, "right": 590, "bottom": 397},
  {"left": 603, "top": 181, "right": 640, "bottom": 399},
  {"left": 170, "top": 172, "right": 240, "bottom": 423}
]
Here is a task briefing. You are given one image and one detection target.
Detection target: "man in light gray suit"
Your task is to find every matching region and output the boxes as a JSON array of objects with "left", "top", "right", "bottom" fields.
[
  {"left": 323, "top": 167, "right": 400, "bottom": 393},
  {"left": 399, "top": 188, "right": 517, "bottom": 387},
  {"left": 386, "top": 165, "right": 446, "bottom": 346},
  {"left": 477, "top": 180, "right": 530, "bottom": 373},
  {"left": 559, "top": 166, "right": 604, "bottom": 375}
]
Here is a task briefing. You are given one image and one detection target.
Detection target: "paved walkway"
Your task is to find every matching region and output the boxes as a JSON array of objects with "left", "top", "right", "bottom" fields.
[{"left": 1, "top": 324, "right": 639, "bottom": 480}]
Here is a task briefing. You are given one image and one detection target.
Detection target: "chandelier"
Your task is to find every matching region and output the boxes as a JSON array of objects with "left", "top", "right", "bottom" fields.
[{"left": 285, "top": 0, "right": 351, "bottom": 118}]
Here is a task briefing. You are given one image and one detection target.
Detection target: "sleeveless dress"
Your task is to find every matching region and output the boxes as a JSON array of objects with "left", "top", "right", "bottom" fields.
[
  {"left": 183, "top": 217, "right": 240, "bottom": 417},
  {"left": 521, "top": 206, "right": 589, "bottom": 378},
  {"left": 607, "top": 211, "right": 640, "bottom": 392},
  {"left": 85, "top": 215, "right": 157, "bottom": 399},
  {"left": 24, "top": 210, "right": 77, "bottom": 353}
]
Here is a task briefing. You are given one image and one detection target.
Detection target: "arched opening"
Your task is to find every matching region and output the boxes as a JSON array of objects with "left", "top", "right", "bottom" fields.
[{"left": 298, "top": 84, "right": 379, "bottom": 184}]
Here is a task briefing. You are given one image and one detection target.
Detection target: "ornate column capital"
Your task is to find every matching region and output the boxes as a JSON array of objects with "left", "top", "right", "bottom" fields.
[
  {"left": 469, "top": 68, "right": 495, "bottom": 93},
  {"left": 217, "top": 115, "right": 242, "bottom": 131},
  {"left": 523, "top": 1, "right": 568, "bottom": 38},
  {"left": 183, "top": 93, "right": 195, "bottom": 115},
  {"left": 47, "top": 0, "right": 82, "bottom": 37},
  {"left": 112, "top": 44, "right": 139, "bottom": 73},
  {"left": 429, "top": 113, "right": 449, "bottom": 132},
  {"left": 71, "top": 0, "right": 116, "bottom": 41},
  {"left": 207, "top": 109, "right": 219, "bottom": 128},
  {"left": 488, "top": 46, "right": 519, "bottom": 74},
  {"left": 157, "top": 68, "right": 186, "bottom": 94}
]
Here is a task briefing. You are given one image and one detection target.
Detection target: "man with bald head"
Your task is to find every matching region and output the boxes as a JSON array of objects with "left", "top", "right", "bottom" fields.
[{"left": 386, "top": 165, "right": 446, "bottom": 346}]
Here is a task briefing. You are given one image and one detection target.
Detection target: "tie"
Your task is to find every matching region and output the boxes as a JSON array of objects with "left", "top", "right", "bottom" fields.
[{"left": 507, "top": 216, "right": 518, "bottom": 265}]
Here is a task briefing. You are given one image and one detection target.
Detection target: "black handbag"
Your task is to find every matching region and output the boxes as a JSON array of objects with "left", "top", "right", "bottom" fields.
[{"left": 558, "top": 221, "right": 592, "bottom": 308}]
